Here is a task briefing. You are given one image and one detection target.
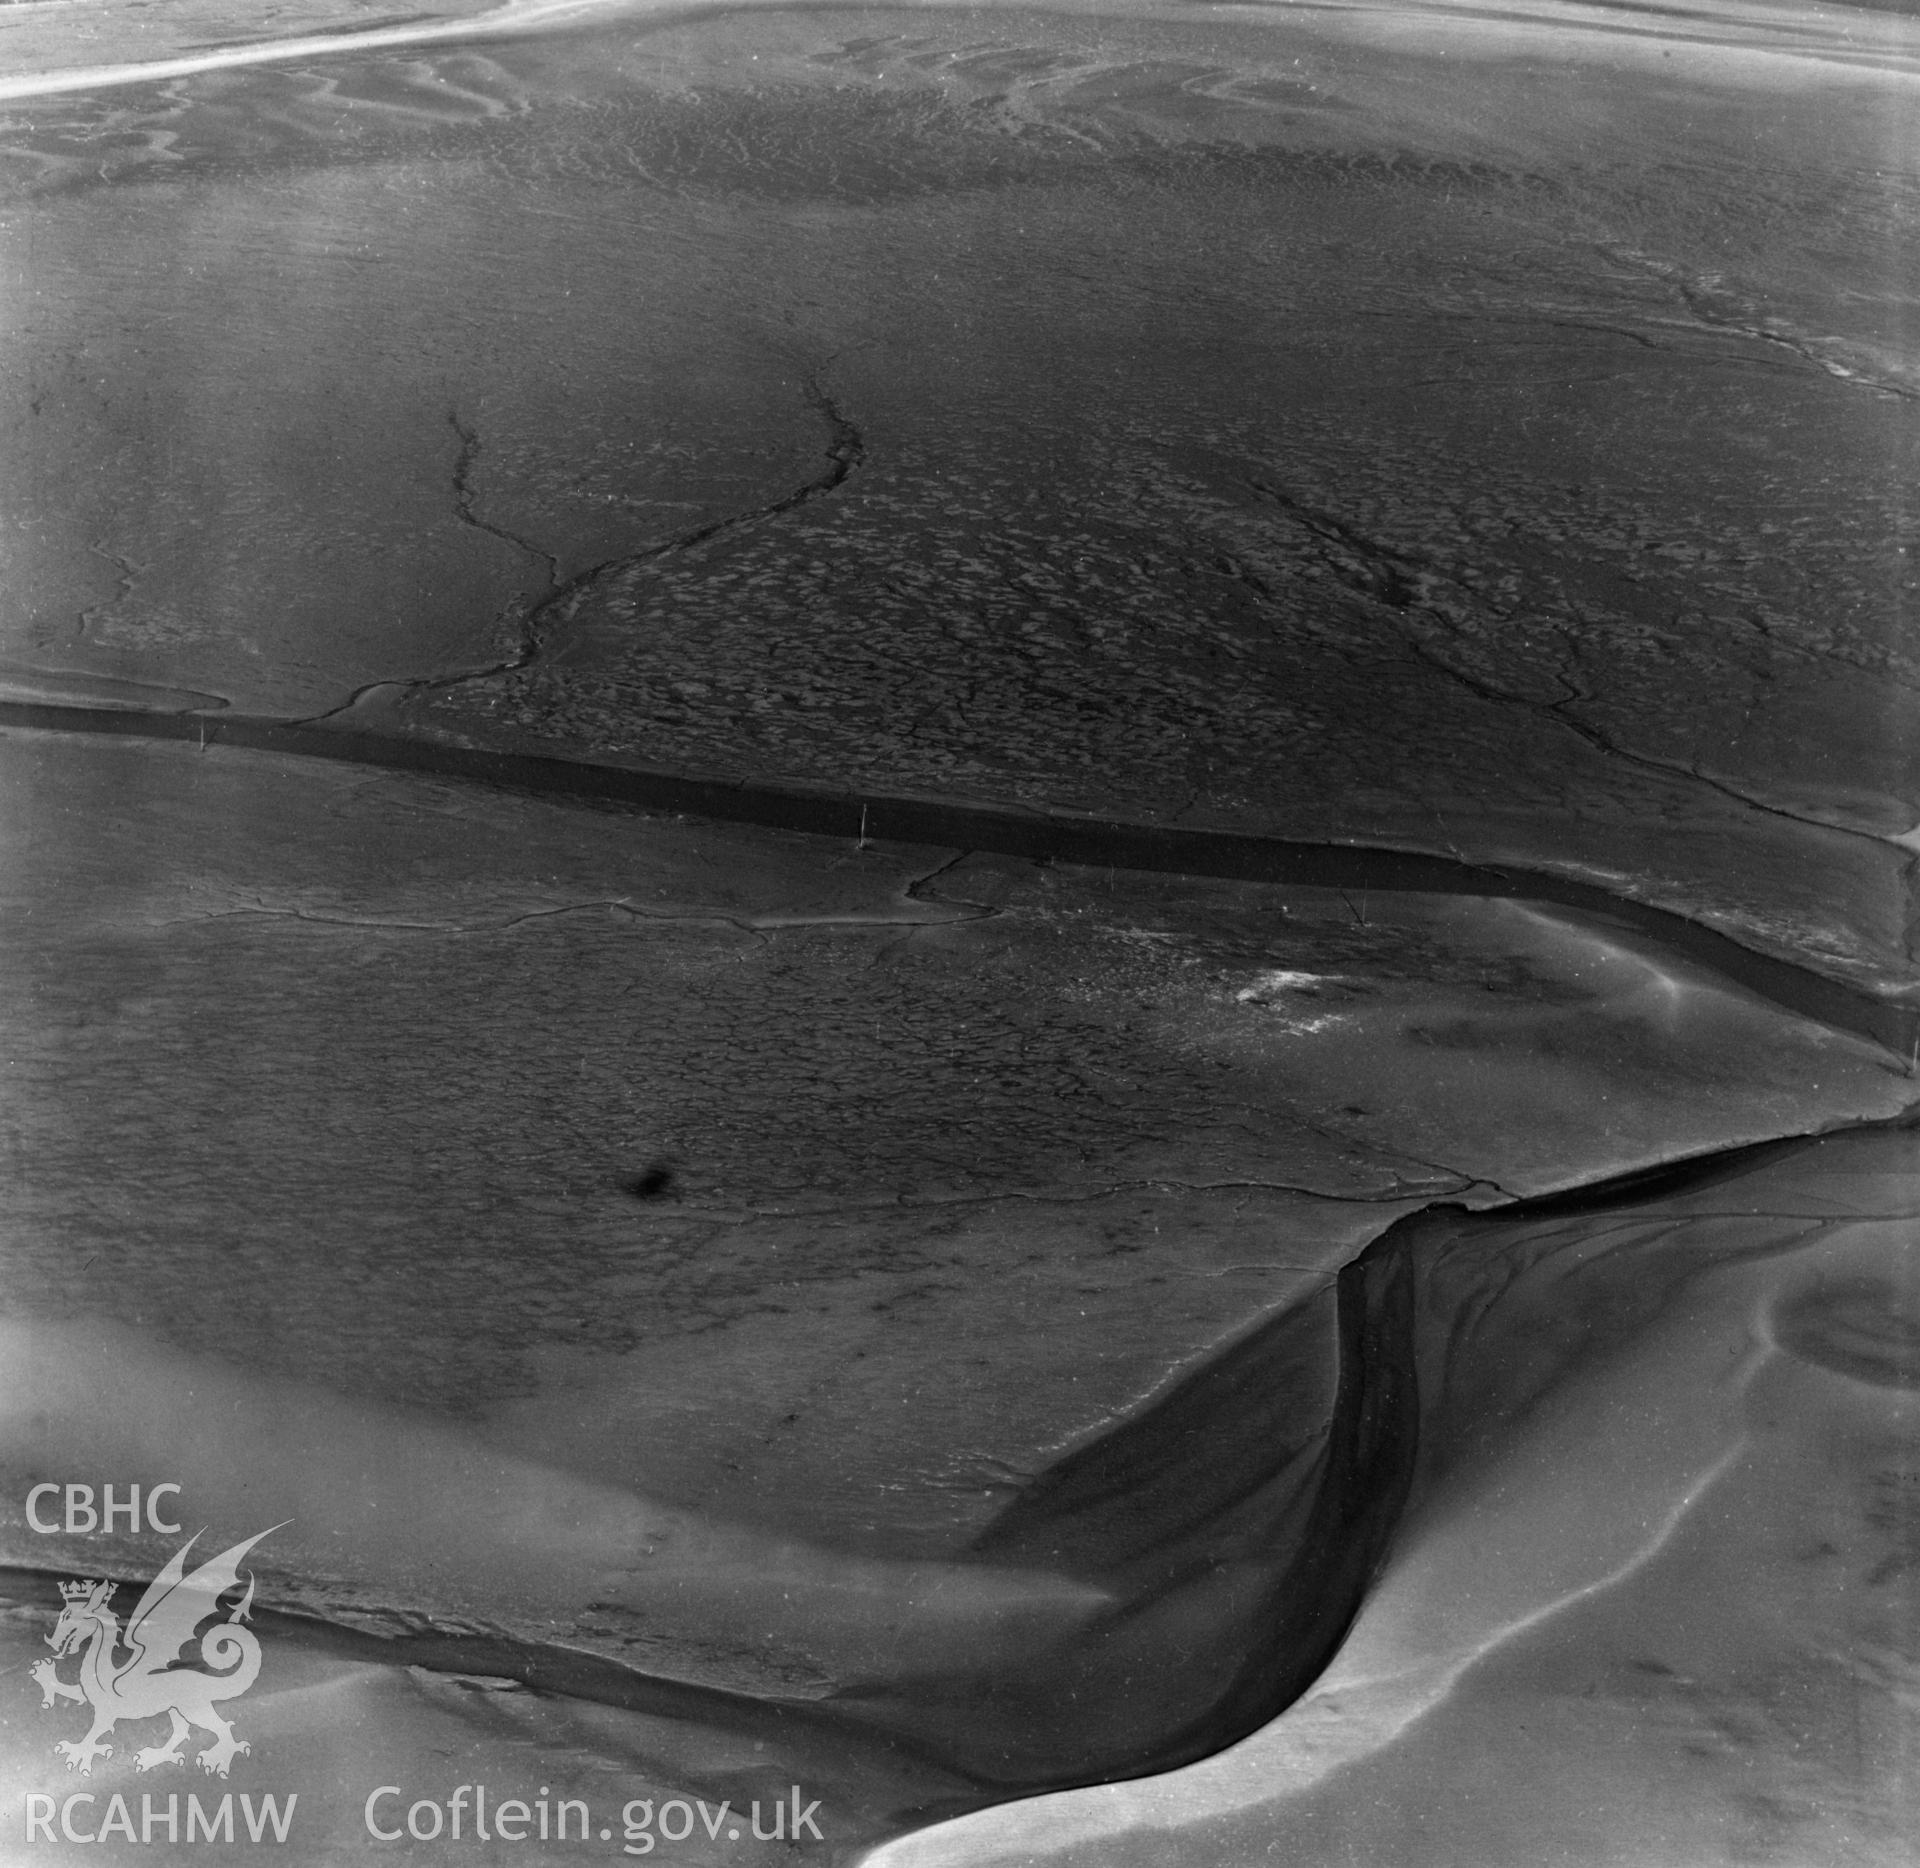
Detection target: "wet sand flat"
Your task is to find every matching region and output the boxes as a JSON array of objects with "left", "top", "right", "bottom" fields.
[
  {"left": 1, "top": 723, "right": 1909, "bottom": 1847},
  {"left": 1, "top": 0, "right": 1917, "bottom": 1859},
  {"left": 2, "top": 4, "right": 1917, "bottom": 985}
]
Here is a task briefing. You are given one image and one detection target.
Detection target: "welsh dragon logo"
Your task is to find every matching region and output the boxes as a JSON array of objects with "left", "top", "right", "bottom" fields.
[{"left": 31, "top": 1525, "right": 282, "bottom": 1778}]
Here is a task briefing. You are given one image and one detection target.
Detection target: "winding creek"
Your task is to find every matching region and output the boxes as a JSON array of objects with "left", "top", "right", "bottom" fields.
[{"left": 1, "top": 707, "right": 1915, "bottom": 1859}]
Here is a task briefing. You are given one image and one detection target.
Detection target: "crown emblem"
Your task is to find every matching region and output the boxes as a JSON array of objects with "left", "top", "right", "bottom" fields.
[{"left": 57, "top": 1580, "right": 100, "bottom": 1602}]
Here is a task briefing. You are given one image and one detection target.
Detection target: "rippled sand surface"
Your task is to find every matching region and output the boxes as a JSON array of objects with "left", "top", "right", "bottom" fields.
[
  {"left": 5, "top": 0, "right": 1920, "bottom": 976},
  {"left": 1, "top": 0, "right": 1917, "bottom": 1860}
]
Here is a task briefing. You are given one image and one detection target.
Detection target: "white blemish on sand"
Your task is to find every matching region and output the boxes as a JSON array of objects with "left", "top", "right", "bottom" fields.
[{"left": 1235, "top": 970, "right": 1330, "bottom": 1001}]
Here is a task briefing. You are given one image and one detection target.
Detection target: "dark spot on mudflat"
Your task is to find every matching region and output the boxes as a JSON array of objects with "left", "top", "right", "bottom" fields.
[{"left": 623, "top": 1164, "right": 677, "bottom": 1200}]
